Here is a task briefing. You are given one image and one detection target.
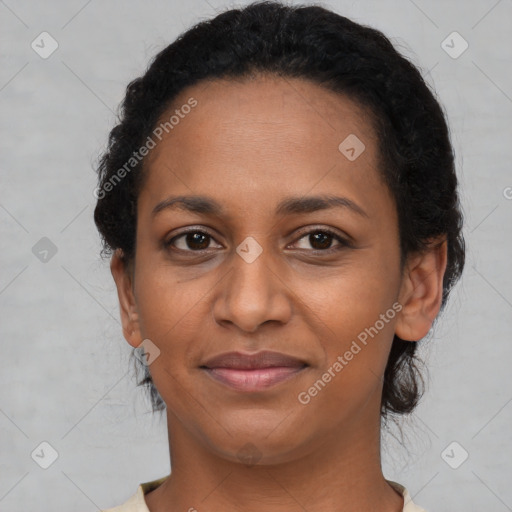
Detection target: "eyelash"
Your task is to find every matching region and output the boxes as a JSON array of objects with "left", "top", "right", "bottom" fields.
[{"left": 164, "top": 226, "right": 352, "bottom": 255}]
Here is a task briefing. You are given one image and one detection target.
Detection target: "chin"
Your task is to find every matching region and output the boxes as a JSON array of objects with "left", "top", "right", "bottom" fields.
[{"left": 203, "top": 418, "right": 311, "bottom": 466}]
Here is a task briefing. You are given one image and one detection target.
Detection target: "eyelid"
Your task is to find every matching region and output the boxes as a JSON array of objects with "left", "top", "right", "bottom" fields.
[
  {"left": 288, "top": 226, "right": 353, "bottom": 250},
  {"left": 165, "top": 226, "right": 223, "bottom": 249}
]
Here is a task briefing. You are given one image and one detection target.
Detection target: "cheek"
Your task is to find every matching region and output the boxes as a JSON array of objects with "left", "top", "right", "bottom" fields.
[
  {"left": 305, "top": 252, "right": 400, "bottom": 335},
  {"left": 133, "top": 273, "right": 211, "bottom": 409},
  {"left": 297, "top": 276, "right": 399, "bottom": 424},
  {"left": 299, "top": 250, "right": 401, "bottom": 395},
  {"left": 134, "top": 263, "right": 212, "bottom": 362}
]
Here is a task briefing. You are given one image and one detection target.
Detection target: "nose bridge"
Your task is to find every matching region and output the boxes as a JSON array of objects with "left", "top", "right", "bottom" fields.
[{"left": 213, "top": 235, "right": 292, "bottom": 332}]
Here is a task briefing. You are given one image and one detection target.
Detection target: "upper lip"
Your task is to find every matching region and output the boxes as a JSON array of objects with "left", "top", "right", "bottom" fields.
[{"left": 201, "top": 350, "right": 308, "bottom": 370}]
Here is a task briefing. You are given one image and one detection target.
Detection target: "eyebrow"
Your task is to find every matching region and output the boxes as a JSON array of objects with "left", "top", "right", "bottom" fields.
[{"left": 151, "top": 194, "right": 369, "bottom": 218}]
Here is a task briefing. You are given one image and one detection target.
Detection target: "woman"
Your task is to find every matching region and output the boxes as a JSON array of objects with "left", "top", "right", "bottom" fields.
[{"left": 94, "top": 1, "right": 465, "bottom": 510}]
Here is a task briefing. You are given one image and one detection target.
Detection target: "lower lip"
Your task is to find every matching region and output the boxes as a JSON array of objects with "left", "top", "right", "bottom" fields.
[{"left": 203, "top": 366, "right": 306, "bottom": 392}]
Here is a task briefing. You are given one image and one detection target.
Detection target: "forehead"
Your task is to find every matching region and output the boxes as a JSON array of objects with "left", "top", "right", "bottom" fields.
[{"left": 140, "top": 74, "right": 387, "bottom": 219}]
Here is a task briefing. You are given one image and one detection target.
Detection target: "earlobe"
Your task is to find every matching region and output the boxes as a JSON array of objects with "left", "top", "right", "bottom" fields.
[
  {"left": 395, "top": 238, "right": 448, "bottom": 342},
  {"left": 110, "top": 249, "right": 143, "bottom": 348}
]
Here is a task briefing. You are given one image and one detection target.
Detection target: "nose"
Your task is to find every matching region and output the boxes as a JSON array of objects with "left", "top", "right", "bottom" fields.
[{"left": 211, "top": 239, "right": 293, "bottom": 333}]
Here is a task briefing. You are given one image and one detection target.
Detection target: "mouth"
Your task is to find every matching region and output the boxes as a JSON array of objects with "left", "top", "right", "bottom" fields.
[{"left": 200, "top": 350, "right": 308, "bottom": 392}]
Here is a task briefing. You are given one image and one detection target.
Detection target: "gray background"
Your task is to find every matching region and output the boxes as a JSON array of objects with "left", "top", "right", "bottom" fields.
[{"left": 1, "top": 0, "right": 511, "bottom": 510}]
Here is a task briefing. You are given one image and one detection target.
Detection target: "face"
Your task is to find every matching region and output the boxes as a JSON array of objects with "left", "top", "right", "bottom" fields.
[{"left": 112, "top": 74, "right": 446, "bottom": 465}]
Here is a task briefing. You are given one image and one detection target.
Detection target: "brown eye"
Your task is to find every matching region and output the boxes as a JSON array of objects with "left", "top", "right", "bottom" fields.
[
  {"left": 182, "top": 232, "right": 210, "bottom": 250},
  {"left": 292, "top": 228, "right": 351, "bottom": 252},
  {"left": 308, "top": 232, "right": 333, "bottom": 250},
  {"left": 166, "top": 230, "right": 222, "bottom": 252}
]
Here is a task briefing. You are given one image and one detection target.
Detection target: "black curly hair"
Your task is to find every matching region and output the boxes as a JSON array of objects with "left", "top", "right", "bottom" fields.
[{"left": 94, "top": 0, "right": 465, "bottom": 420}]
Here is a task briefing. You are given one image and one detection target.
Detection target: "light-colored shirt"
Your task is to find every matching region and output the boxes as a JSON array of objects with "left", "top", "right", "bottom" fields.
[{"left": 101, "top": 475, "right": 427, "bottom": 511}]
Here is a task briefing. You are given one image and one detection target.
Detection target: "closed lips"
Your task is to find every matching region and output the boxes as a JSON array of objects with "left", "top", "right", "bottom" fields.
[
  {"left": 200, "top": 351, "right": 308, "bottom": 392},
  {"left": 201, "top": 350, "right": 308, "bottom": 370}
]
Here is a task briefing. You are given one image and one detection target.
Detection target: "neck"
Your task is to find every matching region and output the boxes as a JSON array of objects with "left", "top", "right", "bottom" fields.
[{"left": 145, "top": 392, "right": 403, "bottom": 512}]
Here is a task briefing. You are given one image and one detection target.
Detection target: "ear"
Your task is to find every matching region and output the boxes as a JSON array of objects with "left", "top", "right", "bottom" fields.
[
  {"left": 395, "top": 237, "right": 448, "bottom": 342},
  {"left": 110, "top": 249, "right": 143, "bottom": 348}
]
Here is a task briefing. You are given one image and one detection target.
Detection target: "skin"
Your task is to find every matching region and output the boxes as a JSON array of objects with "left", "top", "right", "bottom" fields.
[{"left": 111, "top": 74, "right": 447, "bottom": 512}]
